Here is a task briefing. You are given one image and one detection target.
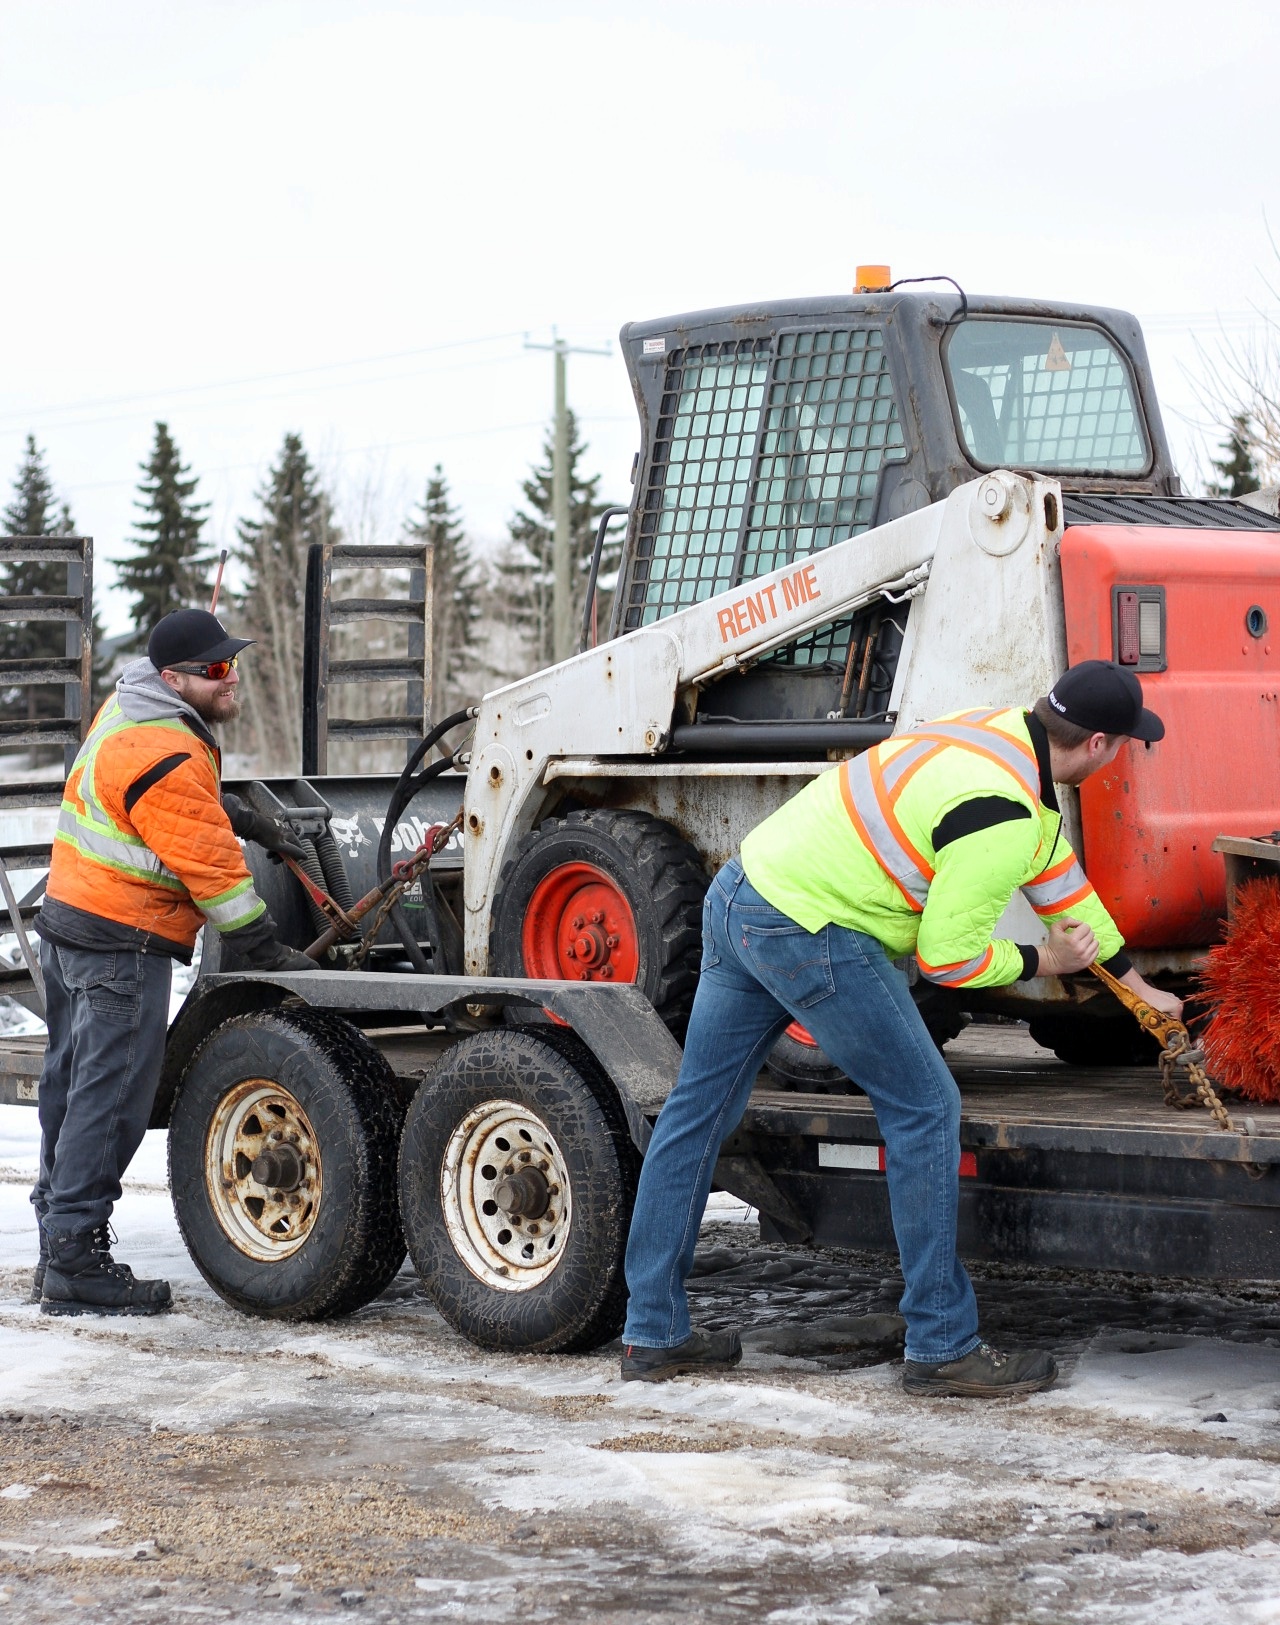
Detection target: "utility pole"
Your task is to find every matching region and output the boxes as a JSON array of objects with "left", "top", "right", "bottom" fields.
[{"left": 525, "top": 329, "right": 611, "bottom": 663}]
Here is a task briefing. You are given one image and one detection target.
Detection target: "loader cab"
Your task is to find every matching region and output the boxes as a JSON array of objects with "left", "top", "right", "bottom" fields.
[{"left": 612, "top": 292, "right": 1175, "bottom": 729}]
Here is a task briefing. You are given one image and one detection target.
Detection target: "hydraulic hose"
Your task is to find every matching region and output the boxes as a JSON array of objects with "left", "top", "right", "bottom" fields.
[{"left": 375, "top": 708, "right": 476, "bottom": 973}]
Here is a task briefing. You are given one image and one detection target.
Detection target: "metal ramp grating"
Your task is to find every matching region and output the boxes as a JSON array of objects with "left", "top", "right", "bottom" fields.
[
  {"left": 301, "top": 542, "right": 431, "bottom": 774},
  {"left": 0, "top": 534, "right": 94, "bottom": 771}
]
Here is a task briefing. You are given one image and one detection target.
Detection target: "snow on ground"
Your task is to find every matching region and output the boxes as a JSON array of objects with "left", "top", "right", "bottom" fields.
[{"left": 1, "top": 1101, "right": 1279, "bottom": 1622}]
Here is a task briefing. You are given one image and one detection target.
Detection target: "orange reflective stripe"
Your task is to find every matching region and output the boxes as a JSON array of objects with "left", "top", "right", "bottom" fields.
[
  {"left": 1033, "top": 851, "right": 1078, "bottom": 886},
  {"left": 1029, "top": 878, "right": 1095, "bottom": 916},
  {"left": 840, "top": 710, "right": 1041, "bottom": 914},
  {"left": 917, "top": 944, "right": 995, "bottom": 986},
  {"left": 868, "top": 749, "right": 936, "bottom": 885},
  {"left": 911, "top": 730, "right": 1038, "bottom": 797},
  {"left": 839, "top": 762, "right": 925, "bottom": 911}
]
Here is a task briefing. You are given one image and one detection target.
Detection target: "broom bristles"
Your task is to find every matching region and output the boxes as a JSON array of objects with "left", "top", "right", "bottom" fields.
[{"left": 1201, "top": 876, "right": 1280, "bottom": 1103}]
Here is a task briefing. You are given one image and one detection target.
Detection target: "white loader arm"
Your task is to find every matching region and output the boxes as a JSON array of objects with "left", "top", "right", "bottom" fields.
[{"left": 462, "top": 471, "right": 1062, "bottom": 971}]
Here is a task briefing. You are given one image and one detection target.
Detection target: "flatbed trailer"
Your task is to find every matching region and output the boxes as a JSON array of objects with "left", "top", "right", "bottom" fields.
[{"left": 7, "top": 986, "right": 1275, "bottom": 1296}]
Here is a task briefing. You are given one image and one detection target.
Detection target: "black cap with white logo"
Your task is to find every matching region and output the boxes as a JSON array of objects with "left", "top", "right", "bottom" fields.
[{"left": 1046, "top": 659, "right": 1165, "bottom": 742}]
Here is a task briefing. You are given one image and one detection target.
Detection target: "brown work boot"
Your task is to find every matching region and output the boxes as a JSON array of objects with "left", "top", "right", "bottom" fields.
[
  {"left": 41, "top": 1224, "right": 172, "bottom": 1317},
  {"left": 621, "top": 1329, "right": 743, "bottom": 1382},
  {"left": 902, "top": 1340, "right": 1057, "bottom": 1397}
]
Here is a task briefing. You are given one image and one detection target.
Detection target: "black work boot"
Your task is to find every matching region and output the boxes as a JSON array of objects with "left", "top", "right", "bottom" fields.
[
  {"left": 621, "top": 1329, "right": 743, "bottom": 1383},
  {"left": 902, "top": 1340, "right": 1057, "bottom": 1397},
  {"left": 40, "top": 1224, "right": 172, "bottom": 1317},
  {"left": 30, "top": 1224, "right": 48, "bottom": 1303}
]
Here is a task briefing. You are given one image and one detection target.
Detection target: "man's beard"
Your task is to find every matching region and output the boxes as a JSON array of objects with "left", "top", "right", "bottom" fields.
[{"left": 188, "top": 689, "right": 241, "bottom": 725}]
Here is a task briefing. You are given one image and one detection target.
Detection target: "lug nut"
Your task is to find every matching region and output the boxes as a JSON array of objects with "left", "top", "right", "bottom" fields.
[
  {"left": 571, "top": 915, "right": 585, "bottom": 929},
  {"left": 601, "top": 965, "right": 614, "bottom": 978},
  {"left": 590, "top": 910, "right": 604, "bottom": 925},
  {"left": 565, "top": 944, "right": 576, "bottom": 958},
  {"left": 605, "top": 934, "right": 619, "bottom": 948}
]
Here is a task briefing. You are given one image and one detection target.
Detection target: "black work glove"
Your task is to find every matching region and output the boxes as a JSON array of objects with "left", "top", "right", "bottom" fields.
[
  {"left": 222, "top": 794, "right": 308, "bottom": 862},
  {"left": 219, "top": 914, "right": 317, "bottom": 971},
  {"left": 265, "top": 945, "right": 319, "bottom": 972}
]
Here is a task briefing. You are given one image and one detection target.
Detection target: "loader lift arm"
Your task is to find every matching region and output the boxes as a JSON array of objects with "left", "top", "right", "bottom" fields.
[{"left": 462, "top": 469, "right": 1066, "bottom": 973}]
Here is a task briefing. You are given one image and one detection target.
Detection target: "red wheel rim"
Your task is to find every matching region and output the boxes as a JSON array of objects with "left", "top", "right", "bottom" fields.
[
  {"left": 784, "top": 1021, "right": 818, "bottom": 1047},
  {"left": 521, "top": 862, "right": 640, "bottom": 988}
]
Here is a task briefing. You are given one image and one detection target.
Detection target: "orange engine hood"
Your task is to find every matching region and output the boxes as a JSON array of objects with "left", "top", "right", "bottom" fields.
[{"left": 1061, "top": 523, "right": 1280, "bottom": 947}]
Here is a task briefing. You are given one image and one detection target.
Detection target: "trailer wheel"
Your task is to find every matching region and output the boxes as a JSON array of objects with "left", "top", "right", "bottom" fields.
[
  {"left": 490, "top": 808, "right": 707, "bottom": 1036},
  {"left": 169, "top": 1008, "right": 407, "bottom": 1320},
  {"left": 1028, "top": 1013, "right": 1160, "bottom": 1067},
  {"left": 398, "top": 1027, "right": 640, "bottom": 1354}
]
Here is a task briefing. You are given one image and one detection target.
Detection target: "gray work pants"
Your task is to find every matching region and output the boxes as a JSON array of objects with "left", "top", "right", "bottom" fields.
[{"left": 31, "top": 937, "right": 172, "bottom": 1237}]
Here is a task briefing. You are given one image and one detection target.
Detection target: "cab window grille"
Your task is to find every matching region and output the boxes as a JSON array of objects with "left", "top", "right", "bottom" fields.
[{"left": 622, "top": 329, "right": 906, "bottom": 637}]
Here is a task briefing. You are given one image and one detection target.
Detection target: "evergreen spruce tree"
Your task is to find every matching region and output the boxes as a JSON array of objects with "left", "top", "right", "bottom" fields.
[
  {"left": 1, "top": 438, "right": 77, "bottom": 757},
  {"left": 234, "top": 432, "right": 340, "bottom": 771},
  {"left": 1207, "top": 412, "right": 1259, "bottom": 497},
  {"left": 116, "top": 422, "right": 211, "bottom": 645},
  {"left": 405, "top": 464, "right": 480, "bottom": 719},
  {"left": 506, "top": 410, "right": 616, "bottom": 669}
]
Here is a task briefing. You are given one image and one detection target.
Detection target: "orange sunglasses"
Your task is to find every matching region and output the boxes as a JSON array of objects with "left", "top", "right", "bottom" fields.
[{"left": 171, "top": 655, "right": 239, "bottom": 681}]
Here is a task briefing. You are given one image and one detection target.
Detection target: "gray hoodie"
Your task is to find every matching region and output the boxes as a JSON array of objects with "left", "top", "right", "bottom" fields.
[{"left": 114, "top": 656, "right": 217, "bottom": 745}]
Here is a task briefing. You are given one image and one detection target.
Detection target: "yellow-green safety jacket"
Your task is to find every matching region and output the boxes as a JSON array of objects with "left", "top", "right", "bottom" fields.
[{"left": 740, "top": 706, "right": 1127, "bottom": 989}]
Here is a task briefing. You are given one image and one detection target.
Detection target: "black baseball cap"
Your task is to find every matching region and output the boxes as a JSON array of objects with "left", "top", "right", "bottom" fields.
[
  {"left": 1046, "top": 659, "right": 1164, "bottom": 742},
  {"left": 147, "top": 609, "right": 253, "bottom": 672}
]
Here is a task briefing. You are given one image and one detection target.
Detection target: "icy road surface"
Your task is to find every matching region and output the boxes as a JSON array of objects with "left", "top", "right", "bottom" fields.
[{"left": 2, "top": 1104, "right": 1280, "bottom": 1623}]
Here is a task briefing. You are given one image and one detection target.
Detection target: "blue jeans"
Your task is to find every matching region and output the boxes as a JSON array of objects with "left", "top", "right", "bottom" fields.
[
  {"left": 622, "top": 858, "right": 980, "bottom": 1365},
  {"left": 31, "top": 938, "right": 172, "bottom": 1238}
]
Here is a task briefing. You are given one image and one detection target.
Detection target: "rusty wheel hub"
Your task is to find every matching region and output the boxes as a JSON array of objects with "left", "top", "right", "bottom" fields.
[{"left": 204, "top": 1080, "right": 322, "bottom": 1261}]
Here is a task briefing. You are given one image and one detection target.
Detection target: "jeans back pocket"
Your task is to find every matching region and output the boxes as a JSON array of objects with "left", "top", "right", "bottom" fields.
[{"left": 738, "top": 921, "right": 836, "bottom": 1009}]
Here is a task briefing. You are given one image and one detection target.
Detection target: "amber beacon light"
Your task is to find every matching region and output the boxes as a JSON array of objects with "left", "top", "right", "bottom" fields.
[{"left": 855, "top": 264, "right": 891, "bottom": 292}]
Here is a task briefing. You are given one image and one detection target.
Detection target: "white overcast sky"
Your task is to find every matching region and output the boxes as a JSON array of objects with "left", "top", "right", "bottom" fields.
[{"left": 2, "top": 0, "right": 1278, "bottom": 636}]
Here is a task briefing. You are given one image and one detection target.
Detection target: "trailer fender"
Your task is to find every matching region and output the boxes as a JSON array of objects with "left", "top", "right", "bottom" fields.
[{"left": 152, "top": 978, "right": 291, "bottom": 1130}]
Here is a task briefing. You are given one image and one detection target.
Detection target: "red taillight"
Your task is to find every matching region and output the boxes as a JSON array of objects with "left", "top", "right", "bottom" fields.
[{"left": 1117, "top": 590, "right": 1140, "bottom": 664}]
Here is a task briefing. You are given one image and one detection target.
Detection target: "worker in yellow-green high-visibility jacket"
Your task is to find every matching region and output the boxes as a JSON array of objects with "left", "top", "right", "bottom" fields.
[{"left": 621, "top": 660, "right": 1183, "bottom": 1396}]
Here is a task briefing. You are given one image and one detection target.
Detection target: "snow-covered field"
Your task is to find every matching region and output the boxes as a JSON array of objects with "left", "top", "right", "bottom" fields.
[{"left": 2, "top": 1102, "right": 1279, "bottom": 1623}]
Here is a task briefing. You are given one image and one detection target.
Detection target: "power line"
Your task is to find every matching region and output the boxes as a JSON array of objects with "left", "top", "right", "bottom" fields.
[
  {"left": 1, "top": 349, "right": 538, "bottom": 437},
  {"left": 0, "top": 329, "right": 529, "bottom": 432}
]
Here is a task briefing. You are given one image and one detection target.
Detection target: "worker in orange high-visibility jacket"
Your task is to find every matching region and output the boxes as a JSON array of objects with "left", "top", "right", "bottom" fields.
[
  {"left": 621, "top": 661, "right": 1184, "bottom": 1397},
  {"left": 31, "top": 609, "right": 316, "bottom": 1318}
]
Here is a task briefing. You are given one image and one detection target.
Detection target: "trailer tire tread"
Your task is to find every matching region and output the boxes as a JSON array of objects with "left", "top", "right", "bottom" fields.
[
  {"left": 398, "top": 1025, "right": 640, "bottom": 1354},
  {"left": 169, "top": 1006, "right": 407, "bottom": 1321}
]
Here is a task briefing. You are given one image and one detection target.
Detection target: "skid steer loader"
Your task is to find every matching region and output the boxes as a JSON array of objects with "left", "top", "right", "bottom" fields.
[{"left": 12, "top": 278, "right": 1279, "bottom": 1352}]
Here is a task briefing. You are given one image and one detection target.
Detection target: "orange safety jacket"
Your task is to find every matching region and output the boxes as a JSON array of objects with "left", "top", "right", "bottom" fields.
[{"left": 43, "top": 685, "right": 267, "bottom": 958}]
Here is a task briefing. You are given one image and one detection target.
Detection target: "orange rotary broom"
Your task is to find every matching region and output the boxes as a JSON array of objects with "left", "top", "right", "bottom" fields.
[{"left": 1200, "top": 865, "right": 1280, "bottom": 1104}]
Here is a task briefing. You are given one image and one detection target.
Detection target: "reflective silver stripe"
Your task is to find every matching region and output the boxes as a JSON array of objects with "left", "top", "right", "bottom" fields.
[
  {"left": 201, "top": 880, "right": 265, "bottom": 931},
  {"left": 879, "top": 736, "right": 937, "bottom": 794},
  {"left": 842, "top": 743, "right": 935, "bottom": 909},
  {"left": 1022, "top": 857, "right": 1092, "bottom": 914},
  {"left": 53, "top": 817, "right": 183, "bottom": 888},
  {"left": 909, "top": 718, "right": 1039, "bottom": 802},
  {"left": 918, "top": 945, "right": 994, "bottom": 986}
]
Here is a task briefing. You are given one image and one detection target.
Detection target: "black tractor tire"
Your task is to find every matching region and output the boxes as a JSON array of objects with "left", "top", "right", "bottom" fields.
[
  {"left": 763, "top": 1027, "right": 852, "bottom": 1093},
  {"left": 1028, "top": 1012, "right": 1160, "bottom": 1068},
  {"left": 169, "top": 1007, "right": 407, "bottom": 1320},
  {"left": 490, "top": 808, "right": 708, "bottom": 1037},
  {"left": 762, "top": 1001, "right": 961, "bottom": 1094},
  {"left": 398, "top": 1025, "right": 640, "bottom": 1354}
]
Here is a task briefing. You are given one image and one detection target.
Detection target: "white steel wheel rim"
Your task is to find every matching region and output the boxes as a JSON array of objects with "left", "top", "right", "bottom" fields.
[
  {"left": 441, "top": 1099, "right": 573, "bottom": 1293},
  {"left": 204, "top": 1079, "right": 322, "bottom": 1262}
]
